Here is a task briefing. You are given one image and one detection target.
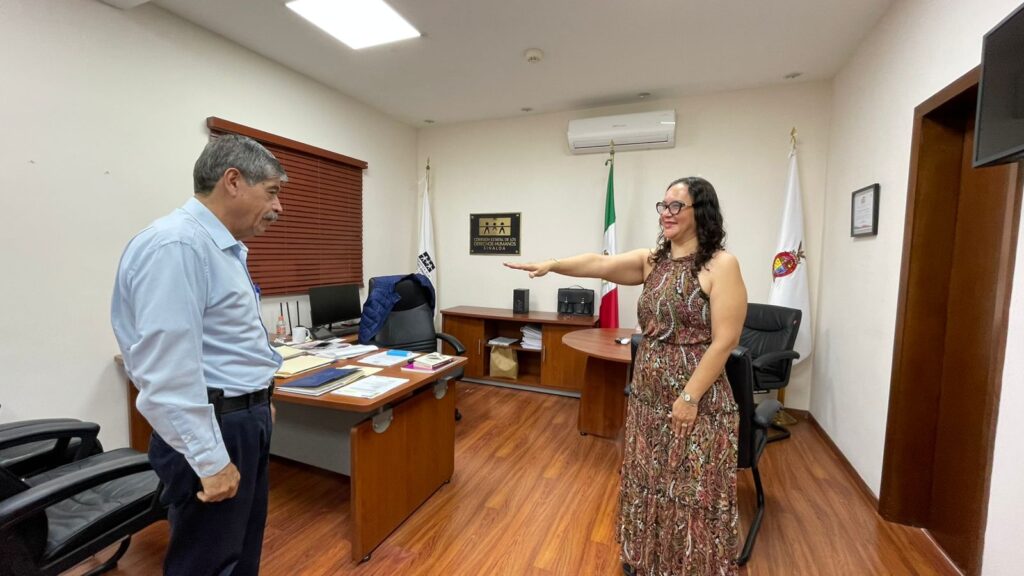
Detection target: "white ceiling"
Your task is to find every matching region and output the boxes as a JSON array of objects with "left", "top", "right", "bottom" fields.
[{"left": 149, "top": 0, "right": 894, "bottom": 126}]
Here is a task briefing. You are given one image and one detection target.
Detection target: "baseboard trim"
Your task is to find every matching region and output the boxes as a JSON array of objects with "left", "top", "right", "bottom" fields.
[{"left": 806, "top": 413, "right": 879, "bottom": 509}]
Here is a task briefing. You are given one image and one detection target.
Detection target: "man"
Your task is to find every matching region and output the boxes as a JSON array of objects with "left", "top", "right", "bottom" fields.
[{"left": 112, "top": 135, "right": 286, "bottom": 575}]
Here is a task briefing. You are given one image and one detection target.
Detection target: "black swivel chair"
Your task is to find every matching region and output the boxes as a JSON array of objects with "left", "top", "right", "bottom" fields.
[
  {"left": 738, "top": 303, "right": 802, "bottom": 442},
  {"left": 366, "top": 276, "right": 467, "bottom": 421},
  {"left": 626, "top": 337, "right": 782, "bottom": 566},
  {"left": 0, "top": 420, "right": 165, "bottom": 576},
  {"left": 725, "top": 345, "right": 782, "bottom": 565},
  {"left": 0, "top": 419, "right": 103, "bottom": 479}
]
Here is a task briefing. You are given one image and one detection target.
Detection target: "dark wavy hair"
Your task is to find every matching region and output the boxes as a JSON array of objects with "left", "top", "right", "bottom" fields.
[{"left": 649, "top": 176, "right": 726, "bottom": 273}]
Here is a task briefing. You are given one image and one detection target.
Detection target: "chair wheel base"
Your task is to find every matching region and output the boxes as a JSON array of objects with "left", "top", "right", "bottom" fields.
[{"left": 766, "top": 422, "right": 791, "bottom": 443}]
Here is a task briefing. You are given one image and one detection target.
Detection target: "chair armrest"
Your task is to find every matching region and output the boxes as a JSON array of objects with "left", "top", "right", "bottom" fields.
[
  {"left": 0, "top": 421, "right": 100, "bottom": 453},
  {"left": 754, "top": 399, "right": 782, "bottom": 428},
  {"left": 730, "top": 345, "right": 750, "bottom": 359},
  {"left": 751, "top": 350, "right": 800, "bottom": 370},
  {"left": 436, "top": 332, "right": 466, "bottom": 356},
  {"left": 0, "top": 452, "right": 153, "bottom": 532},
  {"left": 0, "top": 418, "right": 81, "bottom": 433}
]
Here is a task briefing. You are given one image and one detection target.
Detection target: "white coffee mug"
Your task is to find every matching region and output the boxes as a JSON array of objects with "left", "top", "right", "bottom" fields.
[{"left": 291, "top": 326, "right": 309, "bottom": 343}]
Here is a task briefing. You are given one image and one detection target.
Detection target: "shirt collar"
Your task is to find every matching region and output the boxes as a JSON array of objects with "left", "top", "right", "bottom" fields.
[{"left": 182, "top": 197, "right": 240, "bottom": 251}]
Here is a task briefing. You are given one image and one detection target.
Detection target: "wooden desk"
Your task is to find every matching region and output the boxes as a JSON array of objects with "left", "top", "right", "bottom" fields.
[
  {"left": 563, "top": 328, "right": 636, "bottom": 438},
  {"left": 119, "top": 352, "right": 466, "bottom": 563}
]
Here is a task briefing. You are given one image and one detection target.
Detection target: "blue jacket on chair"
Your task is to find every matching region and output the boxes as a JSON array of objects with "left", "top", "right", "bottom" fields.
[{"left": 358, "top": 273, "right": 436, "bottom": 344}]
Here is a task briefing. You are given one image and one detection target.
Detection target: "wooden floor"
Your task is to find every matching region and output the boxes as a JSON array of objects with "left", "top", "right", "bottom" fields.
[{"left": 72, "top": 383, "right": 957, "bottom": 575}]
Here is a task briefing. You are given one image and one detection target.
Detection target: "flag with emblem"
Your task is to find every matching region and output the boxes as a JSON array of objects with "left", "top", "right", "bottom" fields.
[
  {"left": 600, "top": 157, "right": 619, "bottom": 328},
  {"left": 768, "top": 146, "right": 812, "bottom": 364},
  {"left": 417, "top": 168, "right": 437, "bottom": 312}
]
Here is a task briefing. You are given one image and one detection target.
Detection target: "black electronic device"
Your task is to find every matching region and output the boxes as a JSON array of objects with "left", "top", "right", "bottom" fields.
[
  {"left": 308, "top": 284, "right": 362, "bottom": 338},
  {"left": 513, "top": 288, "right": 530, "bottom": 314},
  {"left": 974, "top": 2, "right": 1024, "bottom": 167},
  {"left": 557, "top": 287, "right": 595, "bottom": 316}
]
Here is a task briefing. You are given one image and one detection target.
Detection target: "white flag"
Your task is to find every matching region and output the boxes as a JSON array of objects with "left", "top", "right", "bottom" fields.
[
  {"left": 416, "top": 174, "right": 438, "bottom": 299},
  {"left": 768, "top": 148, "right": 813, "bottom": 364}
]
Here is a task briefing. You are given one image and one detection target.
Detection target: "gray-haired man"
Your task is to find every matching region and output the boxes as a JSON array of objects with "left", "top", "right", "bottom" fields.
[{"left": 112, "top": 135, "right": 286, "bottom": 575}]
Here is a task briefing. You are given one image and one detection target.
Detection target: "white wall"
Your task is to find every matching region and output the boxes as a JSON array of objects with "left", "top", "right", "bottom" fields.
[
  {"left": 811, "top": 0, "right": 1023, "bottom": 573},
  {"left": 417, "top": 82, "right": 832, "bottom": 409},
  {"left": 0, "top": 0, "right": 419, "bottom": 448}
]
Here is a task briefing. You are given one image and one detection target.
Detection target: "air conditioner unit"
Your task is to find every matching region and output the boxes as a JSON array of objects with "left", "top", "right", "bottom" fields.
[{"left": 567, "top": 110, "right": 676, "bottom": 154}]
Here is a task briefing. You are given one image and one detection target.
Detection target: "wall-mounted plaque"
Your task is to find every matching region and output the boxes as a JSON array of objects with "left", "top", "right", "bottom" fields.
[{"left": 470, "top": 212, "right": 521, "bottom": 255}]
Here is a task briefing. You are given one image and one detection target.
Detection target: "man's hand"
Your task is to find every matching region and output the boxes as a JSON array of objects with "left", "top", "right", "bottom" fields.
[{"left": 197, "top": 462, "right": 240, "bottom": 503}]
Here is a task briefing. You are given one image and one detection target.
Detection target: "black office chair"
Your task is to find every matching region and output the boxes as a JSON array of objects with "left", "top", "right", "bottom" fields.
[
  {"left": 738, "top": 303, "right": 802, "bottom": 442},
  {"left": 366, "top": 276, "right": 467, "bottom": 421},
  {"left": 725, "top": 345, "right": 782, "bottom": 565},
  {"left": 0, "top": 420, "right": 165, "bottom": 576},
  {"left": 626, "top": 337, "right": 782, "bottom": 566},
  {"left": 0, "top": 419, "right": 103, "bottom": 479}
]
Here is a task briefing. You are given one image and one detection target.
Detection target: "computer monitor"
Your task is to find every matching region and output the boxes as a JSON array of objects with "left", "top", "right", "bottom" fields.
[{"left": 308, "top": 284, "right": 362, "bottom": 335}]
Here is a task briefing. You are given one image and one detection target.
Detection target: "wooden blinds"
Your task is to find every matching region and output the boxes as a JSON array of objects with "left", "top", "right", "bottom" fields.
[{"left": 206, "top": 117, "right": 367, "bottom": 296}]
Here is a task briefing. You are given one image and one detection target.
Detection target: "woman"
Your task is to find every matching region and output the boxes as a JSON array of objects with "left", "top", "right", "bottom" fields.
[{"left": 505, "top": 176, "right": 747, "bottom": 575}]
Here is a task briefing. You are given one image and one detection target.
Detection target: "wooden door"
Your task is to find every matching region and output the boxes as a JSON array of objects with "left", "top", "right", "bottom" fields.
[{"left": 880, "top": 68, "right": 1021, "bottom": 576}]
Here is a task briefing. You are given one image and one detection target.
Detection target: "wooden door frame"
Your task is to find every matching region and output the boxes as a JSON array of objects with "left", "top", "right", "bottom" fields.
[{"left": 880, "top": 66, "right": 1022, "bottom": 573}]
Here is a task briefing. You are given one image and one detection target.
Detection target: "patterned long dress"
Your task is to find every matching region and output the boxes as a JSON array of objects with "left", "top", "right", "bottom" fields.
[{"left": 618, "top": 253, "right": 739, "bottom": 576}]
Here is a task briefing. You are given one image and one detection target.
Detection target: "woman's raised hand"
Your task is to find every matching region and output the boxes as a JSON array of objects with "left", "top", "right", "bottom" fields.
[{"left": 504, "top": 259, "right": 555, "bottom": 278}]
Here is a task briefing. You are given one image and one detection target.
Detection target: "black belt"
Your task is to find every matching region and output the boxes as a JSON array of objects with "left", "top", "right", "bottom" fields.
[{"left": 207, "top": 384, "right": 274, "bottom": 415}]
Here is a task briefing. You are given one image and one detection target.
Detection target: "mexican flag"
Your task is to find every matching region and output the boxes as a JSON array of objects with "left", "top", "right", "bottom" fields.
[{"left": 600, "top": 160, "right": 619, "bottom": 328}]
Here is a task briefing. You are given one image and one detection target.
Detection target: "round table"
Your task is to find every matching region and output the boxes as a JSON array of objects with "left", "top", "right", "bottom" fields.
[{"left": 562, "top": 327, "right": 637, "bottom": 438}]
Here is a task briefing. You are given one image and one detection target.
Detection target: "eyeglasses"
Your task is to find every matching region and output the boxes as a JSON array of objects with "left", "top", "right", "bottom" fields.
[{"left": 655, "top": 201, "right": 693, "bottom": 215}]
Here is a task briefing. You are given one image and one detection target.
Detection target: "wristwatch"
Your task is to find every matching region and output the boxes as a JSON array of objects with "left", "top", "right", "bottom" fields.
[{"left": 681, "top": 391, "right": 698, "bottom": 406}]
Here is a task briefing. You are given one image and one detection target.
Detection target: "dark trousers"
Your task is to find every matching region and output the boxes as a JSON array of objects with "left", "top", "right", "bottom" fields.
[{"left": 148, "top": 403, "right": 272, "bottom": 576}]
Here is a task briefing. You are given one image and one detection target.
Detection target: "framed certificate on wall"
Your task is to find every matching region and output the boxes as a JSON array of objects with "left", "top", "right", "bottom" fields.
[{"left": 851, "top": 184, "right": 880, "bottom": 237}]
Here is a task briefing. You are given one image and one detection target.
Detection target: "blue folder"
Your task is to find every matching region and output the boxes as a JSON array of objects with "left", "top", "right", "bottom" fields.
[{"left": 280, "top": 367, "right": 360, "bottom": 389}]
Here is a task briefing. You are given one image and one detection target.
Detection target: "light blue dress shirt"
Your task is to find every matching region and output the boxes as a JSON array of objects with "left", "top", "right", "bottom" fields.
[{"left": 112, "top": 198, "right": 281, "bottom": 477}]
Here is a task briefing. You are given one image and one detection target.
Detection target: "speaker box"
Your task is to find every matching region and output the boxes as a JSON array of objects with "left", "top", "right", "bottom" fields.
[{"left": 513, "top": 288, "right": 530, "bottom": 314}]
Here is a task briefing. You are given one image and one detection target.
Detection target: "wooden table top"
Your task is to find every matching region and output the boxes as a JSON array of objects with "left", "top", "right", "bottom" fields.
[
  {"left": 273, "top": 351, "right": 467, "bottom": 413},
  {"left": 441, "top": 306, "right": 599, "bottom": 326},
  {"left": 561, "top": 328, "right": 638, "bottom": 363}
]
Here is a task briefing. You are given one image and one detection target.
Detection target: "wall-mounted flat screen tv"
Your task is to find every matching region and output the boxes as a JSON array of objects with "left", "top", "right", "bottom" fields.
[{"left": 974, "top": 2, "right": 1024, "bottom": 168}]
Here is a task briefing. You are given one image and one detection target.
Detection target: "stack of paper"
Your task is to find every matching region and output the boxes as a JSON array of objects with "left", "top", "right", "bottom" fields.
[
  {"left": 356, "top": 350, "right": 420, "bottom": 367},
  {"left": 274, "top": 355, "right": 334, "bottom": 378},
  {"left": 487, "top": 336, "right": 518, "bottom": 347},
  {"left": 521, "top": 324, "right": 542, "bottom": 350},
  {"left": 272, "top": 345, "right": 306, "bottom": 360},
  {"left": 331, "top": 375, "right": 409, "bottom": 399},
  {"left": 311, "top": 344, "right": 379, "bottom": 360}
]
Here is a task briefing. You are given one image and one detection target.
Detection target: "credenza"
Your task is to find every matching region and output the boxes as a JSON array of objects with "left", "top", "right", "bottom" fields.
[{"left": 440, "top": 306, "right": 598, "bottom": 393}]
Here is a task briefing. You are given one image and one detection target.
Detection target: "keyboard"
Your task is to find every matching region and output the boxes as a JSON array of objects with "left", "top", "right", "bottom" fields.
[{"left": 333, "top": 325, "right": 359, "bottom": 336}]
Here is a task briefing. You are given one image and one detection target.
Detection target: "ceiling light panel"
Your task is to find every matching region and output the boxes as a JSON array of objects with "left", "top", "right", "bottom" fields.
[{"left": 286, "top": 0, "right": 420, "bottom": 50}]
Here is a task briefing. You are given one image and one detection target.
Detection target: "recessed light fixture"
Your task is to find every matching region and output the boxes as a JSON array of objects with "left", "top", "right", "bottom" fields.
[
  {"left": 521, "top": 107, "right": 533, "bottom": 113},
  {"left": 784, "top": 72, "right": 803, "bottom": 80},
  {"left": 423, "top": 119, "right": 435, "bottom": 124},
  {"left": 637, "top": 92, "right": 651, "bottom": 99},
  {"left": 286, "top": 0, "right": 420, "bottom": 50},
  {"left": 523, "top": 48, "right": 544, "bottom": 64}
]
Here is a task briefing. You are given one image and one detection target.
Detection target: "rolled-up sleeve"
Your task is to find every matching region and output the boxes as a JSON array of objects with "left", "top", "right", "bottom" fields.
[{"left": 120, "top": 241, "right": 230, "bottom": 477}]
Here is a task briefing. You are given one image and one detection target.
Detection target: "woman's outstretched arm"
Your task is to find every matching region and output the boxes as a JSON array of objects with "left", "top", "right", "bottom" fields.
[{"left": 504, "top": 248, "right": 649, "bottom": 285}]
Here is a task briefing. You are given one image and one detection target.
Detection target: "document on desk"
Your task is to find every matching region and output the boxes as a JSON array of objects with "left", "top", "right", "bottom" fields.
[
  {"left": 357, "top": 350, "right": 421, "bottom": 367},
  {"left": 330, "top": 375, "right": 409, "bottom": 399},
  {"left": 274, "top": 355, "right": 334, "bottom": 378},
  {"left": 311, "top": 344, "right": 379, "bottom": 360}
]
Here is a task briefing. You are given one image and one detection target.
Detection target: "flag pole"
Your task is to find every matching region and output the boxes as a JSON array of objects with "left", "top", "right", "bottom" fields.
[{"left": 774, "top": 128, "right": 800, "bottom": 428}]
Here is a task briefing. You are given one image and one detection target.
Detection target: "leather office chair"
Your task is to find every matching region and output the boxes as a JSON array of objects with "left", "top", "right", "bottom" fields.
[
  {"left": 0, "top": 420, "right": 165, "bottom": 576},
  {"left": 738, "top": 303, "right": 802, "bottom": 442},
  {"left": 626, "top": 337, "right": 782, "bottom": 566},
  {"left": 0, "top": 419, "right": 103, "bottom": 479},
  {"left": 366, "top": 276, "right": 467, "bottom": 421},
  {"left": 725, "top": 345, "right": 782, "bottom": 565}
]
